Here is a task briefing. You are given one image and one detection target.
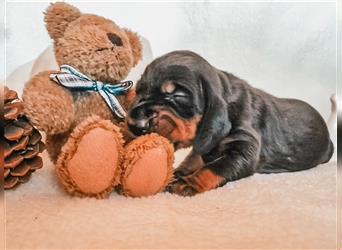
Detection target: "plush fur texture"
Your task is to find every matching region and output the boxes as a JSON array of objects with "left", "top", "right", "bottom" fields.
[
  {"left": 56, "top": 116, "right": 124, "bottom": 198},
  {"left": 121, "top": 133, "right": 174, "bottom": 197},
  {"left": 22, "top": 2, "right": 175, "bottom": 198},
  {"left": 23, "top": 2, "right": 142, "bottom": 164},
  {"left": 55, "top": 116, "right": 174, "bottom": 198},
  {"left": 128, "top": 50, "right": 334, "bottom": 196},
  {"left": 44, "top": 2, "right": 81, "bottom": 41},
  {"left": 5, "top": 152, "right": 337, "bottom": 249}
]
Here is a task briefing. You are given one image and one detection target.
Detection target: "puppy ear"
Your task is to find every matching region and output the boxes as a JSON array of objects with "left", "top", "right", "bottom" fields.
[
  {"left": 193, "top": 75, "right": 231, "bottom": 155},
  {"left": 124, "top": 29, "right": 143, "bottom": 66},
  {"left": 44, "top": 2, "right": 81, "bottom": 41}
]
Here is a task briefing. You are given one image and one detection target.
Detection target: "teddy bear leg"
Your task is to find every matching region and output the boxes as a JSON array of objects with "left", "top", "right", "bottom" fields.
[
  {"left": 56, "top": 116, "right": 124, "bottom": 198},
  {"left": 121, "top": 133, "right": 174, "bottom": 197}
]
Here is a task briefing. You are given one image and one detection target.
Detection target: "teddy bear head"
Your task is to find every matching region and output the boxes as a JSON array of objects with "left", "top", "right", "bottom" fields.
[{"left": 44, "top": 2, "right": 142, "bottom": 83}]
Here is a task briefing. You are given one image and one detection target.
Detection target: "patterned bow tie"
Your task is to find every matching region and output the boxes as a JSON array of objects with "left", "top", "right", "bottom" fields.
[{"left": 50, "top": 65, "right": 133, "bottom": 119}]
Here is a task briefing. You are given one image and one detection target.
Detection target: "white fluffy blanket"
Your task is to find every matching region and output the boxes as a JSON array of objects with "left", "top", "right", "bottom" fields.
[{"left": 5, "top": 149, "right": 337, "bottom": 249}]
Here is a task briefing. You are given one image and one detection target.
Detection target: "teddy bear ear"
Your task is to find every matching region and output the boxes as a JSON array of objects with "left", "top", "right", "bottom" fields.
[
  {"left": 124, "top": 29, "right": 143, "bottom": 67},
  {"left": 44, "top": 2, "right": 81, "bottom": 41}
]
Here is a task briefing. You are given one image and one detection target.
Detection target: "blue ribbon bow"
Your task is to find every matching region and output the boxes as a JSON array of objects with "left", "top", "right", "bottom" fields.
[{"left": 50, "top": 65, "right": 133, "bottom": 118}]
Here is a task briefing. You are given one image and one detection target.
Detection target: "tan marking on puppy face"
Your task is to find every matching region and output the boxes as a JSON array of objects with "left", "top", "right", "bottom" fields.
[
  {"left": 153, "top": 110, "right": 201, "bottom": 150},
  {"left": 160, "top": 81, "right": 176, "bottom": 94}
]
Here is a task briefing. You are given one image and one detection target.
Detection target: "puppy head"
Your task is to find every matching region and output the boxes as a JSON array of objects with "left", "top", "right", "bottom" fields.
[{"left": 128, "top": 51, "right": 231, "bottom": 154}]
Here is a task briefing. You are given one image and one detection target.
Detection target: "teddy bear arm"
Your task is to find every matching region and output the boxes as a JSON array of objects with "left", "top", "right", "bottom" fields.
[{"left": 23, "top": 70, "right": 75, "bottom": 134}]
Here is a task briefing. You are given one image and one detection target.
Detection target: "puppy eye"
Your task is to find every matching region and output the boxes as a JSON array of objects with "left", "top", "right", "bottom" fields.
[
  {"left": 173, "top": 90, "right": 188, "bottom": 97},
  {"left": 107, "top": 33, "right": 123, "bottom": 46},
  {"left": 161, "top": 81, "right": 176, "bottom": 94}
]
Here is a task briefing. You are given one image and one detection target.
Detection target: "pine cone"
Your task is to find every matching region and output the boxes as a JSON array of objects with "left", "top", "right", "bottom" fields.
[{"left": 4, "top": 86, "right": 46, "bottom": 189}]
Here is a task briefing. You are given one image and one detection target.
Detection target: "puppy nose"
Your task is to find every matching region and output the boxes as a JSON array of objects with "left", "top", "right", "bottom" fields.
[
  {"left": 128, "top": 99, "right": 157, "bottom": 136},
  {"left": 128, "top": 118, "right": 151, "bottom": 136}
]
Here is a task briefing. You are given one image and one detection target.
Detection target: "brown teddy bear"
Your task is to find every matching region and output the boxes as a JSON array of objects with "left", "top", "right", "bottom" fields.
[{"left": 22, "top": 2, "right": 174, "bottom": 198}]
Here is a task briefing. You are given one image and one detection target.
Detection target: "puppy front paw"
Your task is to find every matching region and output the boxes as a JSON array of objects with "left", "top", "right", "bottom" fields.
[
  {"left": 166, "top": 169, "right": 223, "bottom": 196},
  {"left": 166, "top": 177, "right": 198, "bottom": 196}
]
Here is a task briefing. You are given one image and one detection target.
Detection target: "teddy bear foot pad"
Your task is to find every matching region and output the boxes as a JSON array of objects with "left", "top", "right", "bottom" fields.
[
  {"left": 56, "top": 116, "right": 124, "bottom": 198},
  {"left": 121, "top": 134, "right": 174, "bottom": 197}
]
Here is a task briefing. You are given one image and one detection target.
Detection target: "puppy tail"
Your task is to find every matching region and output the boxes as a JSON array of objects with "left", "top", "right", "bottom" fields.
[
  {"left": 330, "top": 94, "right": 336, "bottom": 114},
  {"left": 325, "top": 94, "right": 336, "bottom": 162},
  {"left": 327, "top": 94, "right": 337, "bottom": 129}
]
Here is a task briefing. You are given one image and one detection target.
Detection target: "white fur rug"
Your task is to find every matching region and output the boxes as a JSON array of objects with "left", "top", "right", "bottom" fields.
[{"left": 5, "top": 149, "right": 337, "bottom": 249}]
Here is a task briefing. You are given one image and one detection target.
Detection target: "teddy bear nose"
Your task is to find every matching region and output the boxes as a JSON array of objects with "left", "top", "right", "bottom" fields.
[{"left": 107, "top": 33, "right": 123, "bottom": 46}]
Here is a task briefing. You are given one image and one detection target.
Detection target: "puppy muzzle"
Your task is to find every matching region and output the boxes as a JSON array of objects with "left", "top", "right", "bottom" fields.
[{"left": 127, "top": 100, "right": 157, "bottom": 136}]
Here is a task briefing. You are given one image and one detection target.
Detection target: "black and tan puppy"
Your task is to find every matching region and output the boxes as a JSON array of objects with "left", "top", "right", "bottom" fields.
[{"left": 128, "top": 50, "right": 334, "bottom": 196}]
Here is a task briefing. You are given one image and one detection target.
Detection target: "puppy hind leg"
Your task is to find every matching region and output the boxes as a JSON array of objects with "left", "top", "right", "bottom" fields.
[
  {"left": 211, "top": 141, "right": 259, "bottom": 185},
  {"left": 167, "top": 130, "right": 260, "bottom": 196}
]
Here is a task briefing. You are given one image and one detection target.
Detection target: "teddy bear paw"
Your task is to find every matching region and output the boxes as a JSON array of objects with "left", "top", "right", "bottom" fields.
[
  {"left": 56, "top": 116, "right": 124, "bottom": 198},
  {"left": 121, "top": 133, "right": 174, "bottom": 197}
]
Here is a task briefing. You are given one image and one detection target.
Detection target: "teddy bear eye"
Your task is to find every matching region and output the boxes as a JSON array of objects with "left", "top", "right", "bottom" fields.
[{"left": 107, "top": 33, "right": 123, "bottom": 46}]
